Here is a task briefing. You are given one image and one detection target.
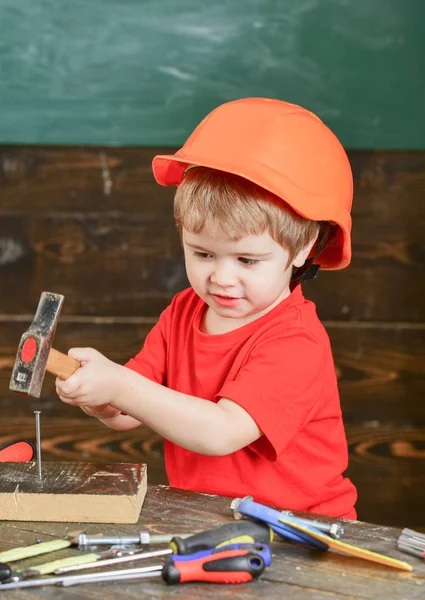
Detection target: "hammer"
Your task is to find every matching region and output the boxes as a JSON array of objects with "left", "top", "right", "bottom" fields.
[{"left": 9, "top": 292, "right": 80, "bottom": 398}]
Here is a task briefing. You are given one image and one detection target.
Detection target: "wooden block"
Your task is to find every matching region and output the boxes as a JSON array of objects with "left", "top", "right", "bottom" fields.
[{"left": 0, "top": 462, "right": 147, "bottom": 524}]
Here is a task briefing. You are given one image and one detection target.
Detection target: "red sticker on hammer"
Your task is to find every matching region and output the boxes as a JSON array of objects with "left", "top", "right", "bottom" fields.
[{"left": 21, "top": 338, "right": 37, "bottom": 363}]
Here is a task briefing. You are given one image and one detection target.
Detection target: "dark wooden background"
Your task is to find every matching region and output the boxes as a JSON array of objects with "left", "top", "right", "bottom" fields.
[{"left": 1, "top": 146, "right": 424, "bottom": 529}]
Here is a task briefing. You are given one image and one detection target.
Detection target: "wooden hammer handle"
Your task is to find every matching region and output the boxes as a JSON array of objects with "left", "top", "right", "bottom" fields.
[{"left": 46, "top": 348, "right": 80, "bottom": 380}]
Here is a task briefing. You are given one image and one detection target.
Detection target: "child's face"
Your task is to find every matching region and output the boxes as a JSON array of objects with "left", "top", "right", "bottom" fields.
[{"left": 182, "top": 226, "right": 307, "bottom": 329}]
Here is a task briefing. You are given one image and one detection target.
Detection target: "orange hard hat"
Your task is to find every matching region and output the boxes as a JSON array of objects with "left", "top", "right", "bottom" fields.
[{"left": 152, "top": 98, "right": 353, "bottom": 269}]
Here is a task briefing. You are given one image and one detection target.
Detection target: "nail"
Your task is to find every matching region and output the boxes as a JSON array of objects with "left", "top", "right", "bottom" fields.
[{"left": 34, "top": 411, "right": 42, "bottom": 481}]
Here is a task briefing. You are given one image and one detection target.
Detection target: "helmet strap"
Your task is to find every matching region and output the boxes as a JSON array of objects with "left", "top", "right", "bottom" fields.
[
  {"left": 291, "top": 259, "right": 320, "bottom": 283},
  {"left": 291, "top": 222, "right": 332, "bottom": 283}
]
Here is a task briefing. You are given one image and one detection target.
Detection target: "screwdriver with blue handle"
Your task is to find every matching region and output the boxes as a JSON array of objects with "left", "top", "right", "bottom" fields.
[{"left": 231, "top": 496, "right": 328, "bottom": 549}]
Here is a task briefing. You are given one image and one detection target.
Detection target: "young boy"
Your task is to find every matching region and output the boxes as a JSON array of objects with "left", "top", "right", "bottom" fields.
[{"left": 56, "top": 98, "right": 357, "bottom": 519}]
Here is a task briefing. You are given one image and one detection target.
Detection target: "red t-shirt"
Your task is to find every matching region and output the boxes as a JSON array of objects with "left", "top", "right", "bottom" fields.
[{"left": 126, "top": 285, "right": 357, "bottom": 518}]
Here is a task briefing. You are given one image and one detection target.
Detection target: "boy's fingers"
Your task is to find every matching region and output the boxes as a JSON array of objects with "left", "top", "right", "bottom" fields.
[
  {"left": 57, "top": 372, "right": 80, "bottom": 396},
  {"left": 68, "top": 347, "right": 100, "bottom": 362}
]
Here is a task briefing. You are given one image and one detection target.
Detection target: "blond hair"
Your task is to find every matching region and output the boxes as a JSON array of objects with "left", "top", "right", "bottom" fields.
[{"left": 174, "top": 167, "right": 321, "bottom": 263}]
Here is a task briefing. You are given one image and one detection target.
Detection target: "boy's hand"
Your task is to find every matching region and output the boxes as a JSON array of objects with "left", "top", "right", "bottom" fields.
[
  {"left": 80, "top": 404, "right": 122, "bottom": 420},
  {"left": 55, "top": 348, "right": 125, "bottom": 409}
]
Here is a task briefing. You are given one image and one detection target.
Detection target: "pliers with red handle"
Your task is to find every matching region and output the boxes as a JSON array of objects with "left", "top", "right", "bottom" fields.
[{"left": 0, "top": 441, "right": 34, "bottom": 462}]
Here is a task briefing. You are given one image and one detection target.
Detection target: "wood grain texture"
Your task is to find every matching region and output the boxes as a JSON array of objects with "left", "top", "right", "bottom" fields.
[
  {"left": 1, "top": 145, "right": 424, "bottom": 533},
  {"left": 1, "top": 319, "right": 424, "bottom": 527},
  {"left": 0, "top": 147, "right": 425, "bottom": 320},
  {"left": 2, "top": 320, "right": 424, "bottom": 424},
  {"left": 1, "top": 486, "right": 424, "bottom": 599},
  {"left": 0, "top": 462, "right": 147, "bottom": 523}
]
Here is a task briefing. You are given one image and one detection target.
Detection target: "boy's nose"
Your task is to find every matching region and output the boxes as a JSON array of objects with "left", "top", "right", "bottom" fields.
[{"left": 210, "top": 263, "right": 237, "bottom": 287}]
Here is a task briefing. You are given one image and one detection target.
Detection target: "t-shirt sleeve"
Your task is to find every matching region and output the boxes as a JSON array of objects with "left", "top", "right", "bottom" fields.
[
  {"left": 125, "top": 305, "right": 171, "bottom": 384},
  {"left": 216, "top": 329, "right": 326, "bottom": 461}
]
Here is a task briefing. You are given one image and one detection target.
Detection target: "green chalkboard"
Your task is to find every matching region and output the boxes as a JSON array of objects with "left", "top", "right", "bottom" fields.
[{"left": 0, "top": 0, "right": 424, "bottom": 148}]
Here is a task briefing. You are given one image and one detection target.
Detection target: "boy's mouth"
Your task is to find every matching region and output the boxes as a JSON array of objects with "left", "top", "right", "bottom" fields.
[{"left": 211, "top": 293, "right": 242, "bottom": 307}]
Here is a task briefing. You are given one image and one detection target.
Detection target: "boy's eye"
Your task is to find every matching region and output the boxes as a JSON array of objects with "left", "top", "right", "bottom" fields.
[
  {"left": 238, "top": 257, "right": 260, "bottom": 266},
  {"left": 194, "top": 251, "right": 212, "bottom": 259}
]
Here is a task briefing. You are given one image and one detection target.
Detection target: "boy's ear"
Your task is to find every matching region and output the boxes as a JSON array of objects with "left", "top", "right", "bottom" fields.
[{"left": 292, "top": 235, "right": 319, "bottom": 269}]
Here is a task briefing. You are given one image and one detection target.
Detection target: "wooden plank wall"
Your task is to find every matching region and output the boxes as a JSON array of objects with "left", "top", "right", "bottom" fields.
[{"left": 0, "top": 146, "right": 424, "bottom": 528}]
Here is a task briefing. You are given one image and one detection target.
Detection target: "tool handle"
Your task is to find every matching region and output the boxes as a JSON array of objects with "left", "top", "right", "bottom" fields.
[
  {"left": 0, "top": 540, "right": 71, "bottom": 563},
  {"left": 173, "top": 543, "right": 272, "bottom": 566},
  {"left": 47, "top": 348, "right": 80, "bottom": 380},
  {"left": 235, "top": 498, "right": 329, "bottom": 550},
  {"left": 163, "top": 549, "right": 265, "bottom": 584},
  {"left": 19, "top": 553, "right": 101, "bottom": 577},
  {"left": 169, "top": 521, "right": 272, "bottom": 555},
  {"left": 0, "top": 562, "right": 12, "bottom": 583}
]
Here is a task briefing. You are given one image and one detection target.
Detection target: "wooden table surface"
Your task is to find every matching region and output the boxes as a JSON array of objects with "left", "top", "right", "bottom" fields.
[{"left": 1, "top": 484, "right": 424, "bottom": 599}]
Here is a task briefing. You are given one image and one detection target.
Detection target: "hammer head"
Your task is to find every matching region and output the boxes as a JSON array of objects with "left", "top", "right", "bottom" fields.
[{"left": 9, "top": 292, "right": 64, "bottom": 398}]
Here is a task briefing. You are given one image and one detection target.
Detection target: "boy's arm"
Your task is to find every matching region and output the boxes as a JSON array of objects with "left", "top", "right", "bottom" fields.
[
  {"left": 113, "top": 370, "right": 262, "bottom": 455},
  {"left": 79, "top": 405, "right": 142, "bottom": 431},
  {"left": 56, "top": 349, "right": 262, "bottom": 455},
  {"left": 57, "top": 328, "right": 325, "bottom": 456}
]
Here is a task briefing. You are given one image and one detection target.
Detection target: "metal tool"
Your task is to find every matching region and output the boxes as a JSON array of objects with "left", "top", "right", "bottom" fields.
[
  {"left": 57, "top": 521, "right": 272, "bottom": 575},
  {"left": 0, "top": 564, "right": 161, "bottom": 590},
  {"left": 231, "top": 496, "right": 343, "bottom": 539},
  {"left": 17, "top": 547, "right": 131, "bottom": 579},
  {"left": 9, "top": 522, "right": 271, "bottom": 580},
  {"left": 280, "top": 510, "right": 344, "bottom": 539},
  {"left": 74, "top": 532, "right": 190, "bottom": 547},
  {"left": 9, "top": 291, "right": 80, "bottom": 398},
  {"left": 55, "top": 548, "right": 175, "bottom": 575},
  {"left": 62, "top": 549, "right": 266, "bottom": 587},
  {"left": 0, "top": 549, "right": 266, "bottom": 589},
  {"left": 73, "top": 521, "right": 272, "bottom": 554},
  {"left": 230, "top": 496, "right": 328, "bottom": 550},
  {"left": 55, "top": 542, "right": 271, "bottom": 575},
  {"left": 34, "top": 410, "right": 42, "bottom": 480}
]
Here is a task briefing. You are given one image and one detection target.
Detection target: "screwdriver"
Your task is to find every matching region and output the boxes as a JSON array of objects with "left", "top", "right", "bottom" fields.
[
  {"left": 0, "top": 549, "right": 266, "bottom": 590},
  {"left": 62, "top": 549, "right": 267, "bottom": 587},
  {"left": 230, "top": 496, "right": 328, "bottom": 549},
  {"left": 53, "top": 520, "right": 273, "bottom": 575},
  {"left": 73, "top": 531, "right": 191, "bottom": 547},
  {"left": 9, "top": 520, "right": 272, "bottom": 580},
  {"left": 53, "top": 542, "right": 271, "bottom": 576}
]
